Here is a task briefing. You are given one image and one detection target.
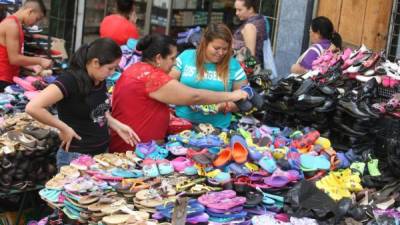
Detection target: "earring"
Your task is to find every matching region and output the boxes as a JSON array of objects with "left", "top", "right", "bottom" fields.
[{"left": 157, "top": 63, "right": 161, "bottom": 67}]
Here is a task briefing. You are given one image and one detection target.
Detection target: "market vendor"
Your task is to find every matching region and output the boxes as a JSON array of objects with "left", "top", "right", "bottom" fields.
[
  {"left": 291, "top": 16, "right": 342, "bottom": 74},
  {"left": 169, "top": 23, "right": 248, "bottom": 129},
  {"left": 26, "top": 38, "right": 140, "bottom": 169},
  {"left": 100, "top": 0, "right": 139, "bottom": 46},
  {"left": 0, "top": 0, "right": 52, "bottom": 91},
  {"left": 109, "top": 33, "right": 248, "bottom": 153}
]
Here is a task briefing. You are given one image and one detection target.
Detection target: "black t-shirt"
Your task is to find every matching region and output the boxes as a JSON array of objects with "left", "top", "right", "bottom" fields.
[{"left": 54, "top": 73, "right": 110, "bottom": 155}]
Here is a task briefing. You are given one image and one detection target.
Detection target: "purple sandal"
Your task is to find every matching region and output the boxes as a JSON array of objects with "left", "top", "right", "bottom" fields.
[{"left": 198, "top": 190, "right": 236, "bottom": 206}]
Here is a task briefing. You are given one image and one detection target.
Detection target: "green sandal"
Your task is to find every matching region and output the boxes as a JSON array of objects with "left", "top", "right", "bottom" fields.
[
  {"left": 350, "top": 161, "right": 366, "bottom": 175},
  {"left": 367, "top": 155, "right": 381, "bottom": 177}
]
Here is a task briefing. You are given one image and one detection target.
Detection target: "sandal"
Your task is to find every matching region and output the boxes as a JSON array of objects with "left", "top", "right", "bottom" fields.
[
  {"left": 7, "top": 130, "right": 37, "bottom": 149},
  {"left": 186, "top": 184, "right": 222, "bottom": 196},
  {"left": 22, "top": 124, "right": 50, "bottom": 139},
  {"left": 176, "top": 177, "right": 206, "bottom": 192}
]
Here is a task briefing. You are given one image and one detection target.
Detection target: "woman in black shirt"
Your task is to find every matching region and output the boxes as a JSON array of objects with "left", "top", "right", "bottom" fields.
[{"left": 26, "top": 38, "right": 140, "bottom": 168}]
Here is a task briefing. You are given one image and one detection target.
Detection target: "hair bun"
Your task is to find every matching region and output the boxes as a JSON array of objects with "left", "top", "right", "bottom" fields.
[{"left": 136, "top": 36, "right": 153, "bottom": 51}]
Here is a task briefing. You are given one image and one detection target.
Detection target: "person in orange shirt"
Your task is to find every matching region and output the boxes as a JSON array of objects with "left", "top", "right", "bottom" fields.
[
  {"left": 100, "top": 0, "right": 139, "bottom": 46},
  {"left": 0, "top": 0, "right": 52, "bottom": 91}
]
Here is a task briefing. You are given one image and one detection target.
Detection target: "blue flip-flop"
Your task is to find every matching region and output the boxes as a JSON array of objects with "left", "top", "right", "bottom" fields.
[
  {"left": 258, "top": 155, "right": 277, "bottom": 173},
  {"left": 111, "top": 168, "right": 143, "bottom": 178},
  {"left": 300, "top": 154, "right": 331, "bottom": 171}
]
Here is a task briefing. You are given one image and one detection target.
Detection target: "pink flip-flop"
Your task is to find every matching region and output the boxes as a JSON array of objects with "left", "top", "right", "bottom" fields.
[
  {"left": 198, "top": 190, "right": 236, "bottom": 206},
  {"left": 13, "top": 77, "right": 36, "bottom": 91},
  {"left": 206, "top": 196, "right": 246, "bottom": 210},
  {"left": 264, "top": 169, "right": 300, "bottom": 188},
  {"left": 171, "top": 156, "right": 193, "bottom": 173}
]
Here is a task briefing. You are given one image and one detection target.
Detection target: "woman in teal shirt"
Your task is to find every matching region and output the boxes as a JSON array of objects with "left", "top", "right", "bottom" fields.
[{"left": 170, "top": 23, "right": 248, "bottom": 128}]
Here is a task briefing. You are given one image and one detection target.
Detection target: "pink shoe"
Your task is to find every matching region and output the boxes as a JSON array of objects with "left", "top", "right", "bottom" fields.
[
  {"left": 70, "top": 155, "right": 96, "bottom": 170},
  {"left": 25, "top": 76, "right": 42, "bottom": 83},
  {"left": 341, "top": 48, "right": 352, "bottom": 61},
  {"left": 206, "top": 196, "right": 246, "bottom": 210},
  {"left": 13, "top": 77, "right": 36, "bottom": 91},
  {"left": 198, "top": 190, "right": 237, "bottom": 206},
  {"left": 171, "top": 157, "right": 194, "bottom": 173}
]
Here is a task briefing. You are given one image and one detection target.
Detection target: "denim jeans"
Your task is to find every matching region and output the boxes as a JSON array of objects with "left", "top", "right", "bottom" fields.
[{"left": 56, "top": 148, "right": 82, "bottom": 170}]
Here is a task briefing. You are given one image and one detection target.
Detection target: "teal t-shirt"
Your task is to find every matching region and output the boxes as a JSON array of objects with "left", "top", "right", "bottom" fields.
[{"left": 175, "top": 49, "right": 246, "bottom": 128}]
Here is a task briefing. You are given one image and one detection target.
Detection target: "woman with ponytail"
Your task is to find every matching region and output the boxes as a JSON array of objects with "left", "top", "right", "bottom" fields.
[
  {"left": 110, "top": 33, "right": 248, "bottom": 152},
  {"left": 291, "top": 16, "right": 342, "bottom": 74},
  {"left": 26, "top": 38, "right": 140, "bottom": 168}
]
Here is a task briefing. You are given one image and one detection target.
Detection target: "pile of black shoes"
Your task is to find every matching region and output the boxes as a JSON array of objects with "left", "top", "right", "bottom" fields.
[
  {"left": 330, "top": 78, "right": 382, "bottom": 152},
  {"left": 263, "top": 75, "right": 339, "bottom": 135},
  {"left": 0, "top": 113, "right": 60, "bottom": 193}
]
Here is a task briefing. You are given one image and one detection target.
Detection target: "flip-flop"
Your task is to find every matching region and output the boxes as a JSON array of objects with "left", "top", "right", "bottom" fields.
[
  {"left": 198, "top": 190, "right": 236, "bottom": 206},
  {"left": 231, "top": 135, "right": 249, "bottom": 164},
  {"left": 111, "top": 168, "right": 143, "bottom": 178},
  {"left": 300, "top": 154, "right": 331, "bottom": 171},
  {"left": 213, "top": 147, "right": 232, "bottom": 167},
  {"left": 206, "top": 196, "right": 247, "bottom": 210},
  {"left": 102, "top": 214, "right": 134, "bottom": 225},
  {"left": 258, "top": 154, "right": 277, "bottom": 173}
]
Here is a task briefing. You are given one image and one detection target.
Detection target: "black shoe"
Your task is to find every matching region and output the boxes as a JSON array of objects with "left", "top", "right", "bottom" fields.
[
  {"left": 235, "top": 99, "right": 253, "bottom": 113},
  {"left": 314, "top": 99, "right": 335, "bottom": 112},
  {"left": 338, "top": 99, "right": 370, "bottom": 118},
  {"left": 296, "top": 94, "right": 325, "bottom": 107},
  {"left": 269, "top": 80, "right": 293, "bottom": 95},
  {"left": 360, "top": 78, "right": 378, "bottom": 98},
  {"left": 293, "top": 78, "right": 315, "bottom": 97},
  {"left": 317, "top": 85, "right": 337, "bottom": 96},
  {"left": 265, "top": 99, "right": 290, "bottom": 112},
  {"left": 358, "top": 101, "right": 379, "bottom": 118},
  {"left": 339, "top": 123, "right": 368, "bottom": 136}
]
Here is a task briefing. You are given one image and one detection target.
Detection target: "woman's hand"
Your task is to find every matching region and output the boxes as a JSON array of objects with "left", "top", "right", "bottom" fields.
[
  {"left": 231, "top": 89, "right": 249, "bottom": 102},
  {"left": 59, "top": 126, "right": 81, "bottom": 151},
  {"left": 114, "top": 122, "right": 140, "bottom": 147}
]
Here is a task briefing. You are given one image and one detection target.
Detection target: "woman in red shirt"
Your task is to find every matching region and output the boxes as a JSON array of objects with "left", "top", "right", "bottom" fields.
[
  {"left": 100, "top": 0, "right": 139, "bottom": 45},
  {"left": 110, "top": 34, "right": 248, "bottom": 153}
]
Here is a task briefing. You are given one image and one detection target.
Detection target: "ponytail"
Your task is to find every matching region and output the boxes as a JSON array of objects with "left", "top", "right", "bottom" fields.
[
  {"left": 67, "top": 38, "right": 122, "bottom": 96},
  {"left": 331, "top": 32, "right": 342, "bottom": 50},
  {"left": 311, "top": 16, "right": 342, "bottom": 50},
  {"left": 68, "top": 44, "right": 93, "bottom": 97}
]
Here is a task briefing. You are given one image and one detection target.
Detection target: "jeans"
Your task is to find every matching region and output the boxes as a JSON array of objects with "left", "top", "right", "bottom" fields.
[{"left": 56, "top": 148, "right": 82, "bottom": 170}]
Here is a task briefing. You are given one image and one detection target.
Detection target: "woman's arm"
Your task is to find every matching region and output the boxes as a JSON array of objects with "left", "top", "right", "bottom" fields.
[
  {"left": 291, "top": 63, "right": 308, "bottom": 74},
  {"left": 25, "top": 84, "right": 81, "bottom": 151},
  {"left": 148, "top": 79, "right": 247, "bottom": 105},
  {"left": 241, "top": 24, "right": 257, "bottom": 57},
  {"left": 105, "top": 112, "right": 140, "bottom": 146}
]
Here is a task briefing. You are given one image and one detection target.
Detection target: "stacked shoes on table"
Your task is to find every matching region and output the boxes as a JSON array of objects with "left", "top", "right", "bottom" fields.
[
  {"left": 0, "top": 75, "right": 57, "bottom": 115},
  {"left": 0, "top": 112, "right": 59, "bottom": 192}
]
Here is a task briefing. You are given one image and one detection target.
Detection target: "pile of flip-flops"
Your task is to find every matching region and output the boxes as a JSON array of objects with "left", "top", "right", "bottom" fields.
[
  {"left": 0, "top": 112, "right": 59, "bottom": 192},
  {"left": 37, "top": 118, "right": 394, "bottom": 224}
]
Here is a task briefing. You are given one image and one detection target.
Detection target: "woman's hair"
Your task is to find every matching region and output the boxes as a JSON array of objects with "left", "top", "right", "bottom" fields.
[
  {"left": 311, "top": 16, "right": 342, "bottom": 49},
  {"left": 117, "top": 0, "right": 135, "bottom": 18},
  {"left": 68, "top": 38, "right": 121, "bottom": 96},
  {"left": 236, "top": 0, "right": 260, "bottom": 12},
  {"left": 136, "top": 34, "right": 176, "bottom": 63},
  {"left": 196, "top": 23, "right": 233, "bottom": 89}
]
